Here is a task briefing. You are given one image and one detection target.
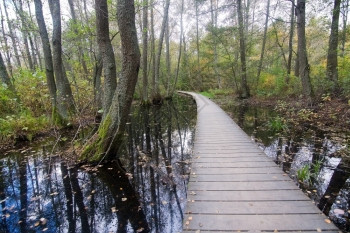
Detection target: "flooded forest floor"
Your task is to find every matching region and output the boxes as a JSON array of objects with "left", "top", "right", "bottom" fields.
[
  {"left": 212, "top": 93, "right": 350, "bottom": 231},
  {"left": 0, "top": 95, "right": 197, "bottom": 233}
]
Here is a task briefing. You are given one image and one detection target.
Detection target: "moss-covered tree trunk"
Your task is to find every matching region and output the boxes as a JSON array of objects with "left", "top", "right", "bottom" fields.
[{"left": 81, "top": 0, "right": 140, "bottom": 163}]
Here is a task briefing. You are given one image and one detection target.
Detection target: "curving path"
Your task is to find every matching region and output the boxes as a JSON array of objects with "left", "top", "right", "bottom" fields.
[{"left": 180, "top": 92, "right": 339, "bottom": 233}]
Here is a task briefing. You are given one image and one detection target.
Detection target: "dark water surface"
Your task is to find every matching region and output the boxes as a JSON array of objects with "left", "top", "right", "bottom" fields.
[
  {"left": 222, "top": 102, "right": 350, "bottom": 232},
  {"left": 0, "top": 95, "right": 196, "bottom": 233}
]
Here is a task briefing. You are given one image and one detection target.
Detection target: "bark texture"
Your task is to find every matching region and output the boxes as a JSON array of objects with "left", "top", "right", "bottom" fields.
[
  {"left": 326, "top": 0, "right": 341, "bottom": 91},
  {"left": 0, "top": 52, "right": 12, "bottom": 88},
  {"left": 296, "top": 0, "right": 313, "bottom": 100},
  {"left": 237, "top": 0, "right": 250, "bottom": 98},
  {"left": 287, "top": 0, "right": 295, "bottom": 81},
  {"left": 48, "top": 0, "right": 75, "bottom": 119},
  {"left": 153, "top": 0, "right": 170, "bottom": 99},
  {"left": 142, "top": 0, "right": 149, "bottom": 101},
  {"left": 95, "top": 0, "right": 117, "bottom": 118},
  {"left": 34, "top": 0, "right": 57, "bottom": 109},
  {"left": 256, "top": 0, "right": 270, "bottom": 84}
]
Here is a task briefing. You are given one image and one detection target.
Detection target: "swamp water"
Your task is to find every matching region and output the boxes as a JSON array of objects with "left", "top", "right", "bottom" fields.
[
  {"left": 222, "top": 103, "right": 350, "bottom": 232},
  {"left": 0, "top": 96, "right": 196, "bottom": 233}
]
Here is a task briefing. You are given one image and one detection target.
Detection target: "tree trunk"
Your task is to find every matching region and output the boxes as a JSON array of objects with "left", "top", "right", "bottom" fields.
[
  {"left": 68, "top": 0, "right": 89, "bottom": 79},
  {"left": 12, "top": 0, "right": 34, "bottom": 70},
  {"left": 0, "top": 3, "right": 13, "bottom": 77},
  {"left": 153, "top": 0, "right": 170, "bottom": 100},
  {"left": 327, "top": 0, "right": 341, "bottom": 92},
  {"left": 81, "top": 0, "right": 140, "bottom": 163},
  {"left": 142, "top": 0, "right": 149, "bottom": 102},
  {"left": 195, "top": 0, "right": 201, "bottom": 90},
  {"left": 210, "top": 0, "right": 220, "bottom": 88},
  {"left": 287, "top": 0, "right": 295, "bottom": 82},
  {"left": 34, "top": 0, "right": 57, "bottom": 111},
  {"left": 48, "top": 0, "right": 75, "bottom": 119},
  {"left": 26, "top": 0, "right": 43, "bottom": 70},
  {"left": 173, "top": 0, "right": 184, "bottom": 94},
  {"left": 341, "top": 0, "right": 349, "bottom": 57},
  {"left": 296, "top": 0, "right": 313, "bottom": 100},
  {"left": 165, "top": 15, "right": 171, "bottom": 95},
  {"left": 95, "top": 0, "right": 117, "bottom": 118},
  {"left": 256, "top": 0, "right": 270, "bottom": 85},
  {"left": 3, "top": 0, "right": 21, "bottom": 67},
  {"left": 237, "top": 0, "right": 250, "bottom": 98},
  {"left": 0, "top": 52, "right": 13, "bottom": 89},
  {"left": 150, "top": 1, "right": 156, "bottom": 98},
  {"left": 93, "top": 52, "right": 103, "bottom": 110}
]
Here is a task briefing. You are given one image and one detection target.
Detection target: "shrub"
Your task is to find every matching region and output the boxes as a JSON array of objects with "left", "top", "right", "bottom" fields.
[{"left": 0, "top": 110, "right": 50, "bottom": 142}]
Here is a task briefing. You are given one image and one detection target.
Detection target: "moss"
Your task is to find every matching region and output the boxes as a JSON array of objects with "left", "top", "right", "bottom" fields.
[
  {"left": 52, "top": 106, "right": 67, "bottom": 126},
  {"left": 80, "top": 114, "right": 112, "bottom": 163}
]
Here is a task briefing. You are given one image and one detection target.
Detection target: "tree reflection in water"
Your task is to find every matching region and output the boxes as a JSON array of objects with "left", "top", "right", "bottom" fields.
[{"left": 0, "top": 96, "right": 196, "bottom": 233}]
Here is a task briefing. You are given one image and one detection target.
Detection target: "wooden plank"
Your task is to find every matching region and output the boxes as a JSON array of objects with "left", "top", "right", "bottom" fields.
[
  {"left": 183, "top": 214, "right": 338, "bottom": 231},
  {"left": 193, "top": 157, "right": 272, "bottom": 162},
  {"left": 190, "top": 174, "right": 290, "bottom": 182},
  {"left": 188, "top": 181, "right": 299, "bottom": 191},
  {"left": 191, "top": 161, "right": 279, "bottom": 168},
  {"left": 188, "top": 190, "right": 310, "bottom": 201},
  {"left": 190, "top": 167, "right": 284, "bottom": 175},
  {"left": 186, "top": 201, "right": 321, "bottom": 214}
]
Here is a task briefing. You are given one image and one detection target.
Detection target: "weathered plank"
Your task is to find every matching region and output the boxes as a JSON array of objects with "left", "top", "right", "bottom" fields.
[
  {"left": 183, "top": 215, "right": 337, "bottom": 232},
  {"left": 185, "top": 201, "right": 320, "bottom": 214},
  {"left": 187, "top": 190, "right": 310, "bottom": 201},
  {"left": 191, "top": 166, "right": 284, "bottom": 174},
  {"left": 190, "top": 173, "right": 291, "bottom": 182},
  {"left": 178, "top": 92, "right": 339, "bottom": 232},
  {"left": 188, "top": 181, "right": 299, "bottom": 191}
]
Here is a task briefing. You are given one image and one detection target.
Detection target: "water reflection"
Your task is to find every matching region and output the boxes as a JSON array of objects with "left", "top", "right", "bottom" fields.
[
  {"left": 0, "top": 95, "right": 196, "bottom": 233},
  {"left": 223, "top": 102, "right": 350, "bottom": 231}
]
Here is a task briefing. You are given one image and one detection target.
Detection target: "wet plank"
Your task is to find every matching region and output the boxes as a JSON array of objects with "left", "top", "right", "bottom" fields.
[{"left": 178, "top": 92, "right": 339, "bottom": 232}]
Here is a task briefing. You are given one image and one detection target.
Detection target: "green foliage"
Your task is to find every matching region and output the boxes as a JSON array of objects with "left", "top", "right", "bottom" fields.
[
  {"left": 0, "top": 110, "right": 49, "bottom": 142},
  {"left": 297, "top": 164, "right": 311, "bottom": 183},
  {"left": 267, "top": 116, "right": 287, "bottom": 132},
  {"left": 14, "top": 69, "right": 51, "bottom": 116},
  {"left": 0, "top": 84, "right": 18, "bottom": 117},
  {"left": 200, "top": 91, "right": 215, "bottom": 98},
  {"left": 200, "top": 89, "right": 233, "bottom": 99},
  {"left": 338, "top": 56, "right": 350, "bottom": 97},
  {"left": 297, "top": 160, "right": 323, "bottom": 185}
]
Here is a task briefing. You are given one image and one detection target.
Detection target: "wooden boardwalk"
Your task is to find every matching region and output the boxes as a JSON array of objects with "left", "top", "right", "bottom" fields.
[{"left": 181, "top": 92, "right": 339, "bottom": 233}]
